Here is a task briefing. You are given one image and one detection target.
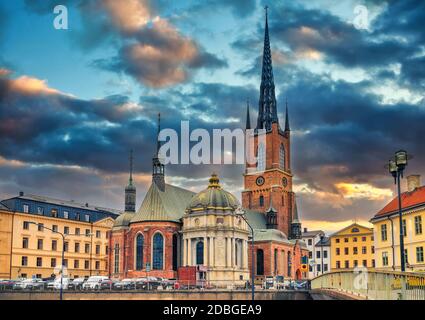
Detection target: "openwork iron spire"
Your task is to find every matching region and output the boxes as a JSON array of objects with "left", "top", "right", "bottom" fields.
[
  {"left": 152, "top": 113, "right": 165, "bottom": 191},
  {"left": 257, "top": 6, "right": 279, "bottom": 131},
  {"left": 129, "top": 149, "right": 134, "bottom": 186},
  {"left": 245, "top": 99, "right": 251, "bottom": 130},
  {"left": 285, "top": 98, "right": 290, "bottom": 132}
]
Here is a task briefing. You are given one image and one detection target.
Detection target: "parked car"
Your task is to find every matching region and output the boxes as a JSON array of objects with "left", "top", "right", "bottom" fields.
[
  {"left": 113, "top": 279, "right": 136, "bottom": 290},
  {"left": 47, "top": 277, "right": 70, "bottom": 290},
  {"left": 14, "top": 278, "right": 46, "bottom": 290},
  {"left": 100, "top": 279, "right": 116, "bottom": 290},
  {"left": 134, "top": 277, "right": 161, "bottom": 290},
  {"left": 68, "top": 278, "right": 85, "bottom": 290},
  {"left": 161, "top": 278, "right": 177, "bottom": 289},
  {"left": 294, "top": 280, "right": 308, "bottom": 290},
  {"left": 82, "top": 276, "right": 109, "bottom": 290},
  {"left": 0, "top": 279, "right": 17, "bottom": 290}
]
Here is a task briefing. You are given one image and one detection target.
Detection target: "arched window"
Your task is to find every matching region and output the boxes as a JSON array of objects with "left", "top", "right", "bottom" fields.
[
  {"left": 274, "top": 249, "right": 278, "bottom": 275},
  {"left": 196, "top": 241, "right": 204, "bottom": 265},
  {"left": 114, "top": 243, "right": 120, "bottom": 273},
  {"left": 152, "top": 233, "right": 164, "bottom": 270},
  {"left": 259, "top": 195, "right": 264, "bottom": 207},
  {"left": 287, "top": 251, "right": 292, "bottom": 277},
  {"left": 235, "top": 239, "right": 243, "bottom": 268},
  {"left": 257, "top": 249, "right": 264, "bottom": 275},
  {"left": 135, "top": 234, "right": 144, "bottom": 270},
  {"left": 281, "top": 250, "right": 285, "bottom": 275},
  {"left": 279, "top": 144, "right": 286, "bottom": 169},
  {"left": 172, "top": 234, "right": 178, "bottom": 271},
  {"left": 257, "top": 143, "right": 265, "bottom": 171}
]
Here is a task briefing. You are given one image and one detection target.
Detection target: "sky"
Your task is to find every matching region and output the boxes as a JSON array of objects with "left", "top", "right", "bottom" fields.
[{"left": 0, "top": 0, "right": 424, "bottom": 233}]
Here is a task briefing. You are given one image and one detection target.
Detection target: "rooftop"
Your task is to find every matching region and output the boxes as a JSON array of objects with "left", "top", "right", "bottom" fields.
[
  {"left": 302, "top": 230, "right": 324, "bottom": 237},
  {"left": 2, "top": 192, "right": 120, "bottom": 216},
  {"left": 372, "top": 185, "right": 425, "bottom": 219}
]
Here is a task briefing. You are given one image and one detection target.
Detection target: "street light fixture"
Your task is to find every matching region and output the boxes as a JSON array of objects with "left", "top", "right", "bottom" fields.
[
  {"left": 236, "top": 209, "right": 255, "bottom": 302},
  {"left": 387, "top": 150, "right": 410, "bottom": 272},
  {"left": 28, "top": 222, "right": 92, "bottom": 300}
]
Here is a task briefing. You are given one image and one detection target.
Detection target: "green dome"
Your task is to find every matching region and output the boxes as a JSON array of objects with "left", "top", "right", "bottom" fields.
[
  {"left": 186, "top": 173, "right": 240, "bottom": 213},
  {"left": 112, "top": 211, "right": 134, "bottom": 229}
]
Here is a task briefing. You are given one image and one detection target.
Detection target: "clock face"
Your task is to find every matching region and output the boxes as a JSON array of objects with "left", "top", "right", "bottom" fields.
[
  {"left": 256, "top": 176, "right": 265, "bottom": 186},
  {"left": 282, "top": 177, "right": 288, "bottom": 187}
]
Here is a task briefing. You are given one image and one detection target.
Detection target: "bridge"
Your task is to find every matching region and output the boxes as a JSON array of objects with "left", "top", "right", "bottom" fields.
[{"left": 311, "top": 270, "right": 425, "bottom": 300}]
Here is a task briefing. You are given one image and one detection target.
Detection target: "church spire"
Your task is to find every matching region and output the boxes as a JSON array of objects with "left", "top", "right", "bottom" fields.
[
  {"left": 285, "top": 98, "right": 290, "bottom": 132},
  {"left": 257, "top": 5, "right": 279, "bottom": 131},
  {"left": 245, "top": 99, "right": 251, "bottom": 130},
  {"left": 152, "top": 113, "right": 165, "bottom": 191},
  {"left": 125, "top": 149, "right": 136, "bottom": 212}
]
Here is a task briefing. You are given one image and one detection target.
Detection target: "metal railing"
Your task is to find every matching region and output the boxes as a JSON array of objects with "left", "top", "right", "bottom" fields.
[{"left": 311, "top": 270, "right": 425, "bottom": 300}]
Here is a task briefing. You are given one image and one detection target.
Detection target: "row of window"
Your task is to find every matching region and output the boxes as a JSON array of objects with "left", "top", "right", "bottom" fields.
[
  {"left": 308, "top": 250, "right": 328, "bottom": 259},
  {"left": 22, "top": 204, "right": 91, "bottom": 222},
  {"left": 21, "top": 256, "right": 101, "bottom": 270},
  {"left": 256, "top": 144, "right": 286, "bottom": 171},
  {"left": 257, "top": 249, "right": 295, "bottom": 276},
  {"left": 21, "top": 237, "right": 108, "bottom": 255},
  {"left": 335, "top": 236, "right": 372, "bottom": 243},
  {"left": 382, "top": 247, "right": 424, "bottom": 266},
  {"left": 22, "top": 221, "right": 104, "bottom": 238},
  {"left": 335, "top": 260, "right": 375, "bottom": 269},
  {"left": 381, "top": 216, "right": 423, "bottom": 241},
  {"left": 309, "top": 264, "right": 329, "bottom": 272},
  {"left": 335, "top": 246, "right": 374, "bottom": 256},
  {"left": 115, "top": 233, "right": 168, "bottom": 273}
]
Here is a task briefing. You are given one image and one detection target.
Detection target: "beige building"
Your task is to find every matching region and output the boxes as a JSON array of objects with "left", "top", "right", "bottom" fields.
[
  {"left": 370, "top": 175, "right": 425, "bottom": 272},
  {"left": 182, "top": 174, "right": 250, "bottom": 286},
  {"left": 0, "top": 193, "right": 117, "bottom": 279},
  {"left": 330, "top": 223, "right": 375, "bottom": 271}
]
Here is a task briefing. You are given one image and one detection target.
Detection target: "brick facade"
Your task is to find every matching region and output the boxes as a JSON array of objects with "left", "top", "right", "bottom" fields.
[{"left": 109, "top": 221, "right": 180, "bottom": 279}]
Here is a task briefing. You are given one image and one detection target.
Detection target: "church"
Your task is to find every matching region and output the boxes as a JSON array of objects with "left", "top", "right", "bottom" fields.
[{"left": 108, "top": 10, "right": 308, "bottom": 285}]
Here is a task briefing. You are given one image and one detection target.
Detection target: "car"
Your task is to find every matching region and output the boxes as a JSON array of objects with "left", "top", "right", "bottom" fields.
[
  {"left": 68, "top": 278, "right": 85, "bottom": 290},
  {"left": 161, "top": 278, "right": 177, "bottom": 289},
  {"left": 82, "top": 276, "right": 109, "bottom": 290},
  {"left": 47, "top": 277, "right": 70, "bottom": 290},
  {"left": 134, "top": 277, "right": 161, "bottom": 290},
  {"left": 113, "top": 279, "right": 136, "bottom": 290},
  {"left": 100, "top": 279, "right": 116, "bottom": 290},
  {"left": 294, "top": 280, "right": 308, "bottom": 290},
  {"left": 0, "top": 279, "right": 17, "bottom": 290},
  {"left": 14, "top": 278, "right": 46, "bottom": 290}
]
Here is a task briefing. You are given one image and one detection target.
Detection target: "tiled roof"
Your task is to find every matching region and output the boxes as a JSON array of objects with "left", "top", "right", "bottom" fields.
[
  {"left": 245, "top": 209, "right": 267, "bottom": 229},
  {"left": 5, "top": 193, "right": 120, "bottom": 216},
  {"left": 373, "top": 186, "right": 425, "bottom": 219},
  {"left": 130, "top": 183, "right": 196, "bottom": 223},
  {"left": 315, "top": 236, "right": 330, "bottom": 247},
  {"left": 0, "top": 202, "right": 10, "bottom": 211},
  {"left": 302, "top": 230, "right": 324, "bottom": 237}
]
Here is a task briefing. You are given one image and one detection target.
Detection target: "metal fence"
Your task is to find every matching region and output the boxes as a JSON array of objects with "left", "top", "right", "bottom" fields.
[
  {"left": 0, "top": 278, "right": 308, "bottom": 293},
  {"left": 311, "top": 270, "right": 425, "bottom": 300}
]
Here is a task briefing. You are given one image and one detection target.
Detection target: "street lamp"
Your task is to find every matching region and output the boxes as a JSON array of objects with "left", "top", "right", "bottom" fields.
[
  {"left": 28, "top": 222, "right": 92, "bottom": 300},
  {"left": 28, "top": 222, "right": 66, "bottom": 300},
  {"left": 320, "top": 235, "right": 324, "bottom": 275},
  {"left": 236, "top": 209, "right": 255, "bottom": 302},
  {"left": 388, "top": 150, "right": 410, "bottom": 272}
]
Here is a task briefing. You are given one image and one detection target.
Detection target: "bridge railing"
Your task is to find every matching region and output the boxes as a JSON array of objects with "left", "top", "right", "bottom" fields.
[{"left": 311, "top": 270, "right": 425, "bottom": 300}]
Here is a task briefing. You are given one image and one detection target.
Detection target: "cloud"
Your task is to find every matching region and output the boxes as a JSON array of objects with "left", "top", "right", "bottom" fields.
[{"left": 101, "top": 0, "right": 150, "bottom": 33}]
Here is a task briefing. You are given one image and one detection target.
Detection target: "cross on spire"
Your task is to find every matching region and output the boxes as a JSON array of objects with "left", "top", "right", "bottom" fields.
[{"left": 129, "top": 149, "right": 133, "bottom": 185}]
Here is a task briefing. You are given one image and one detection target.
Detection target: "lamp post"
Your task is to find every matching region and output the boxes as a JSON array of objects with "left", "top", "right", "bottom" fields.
[
  {"left": 28, "top": 222, "right": 92, "bottom": 300},
  {"left": 388, "top": 150, "right": 409, "bottom": 272},
  {"left": 236, "top": 210, "right": 255, "bottom": 303},
  {"left": 320, "top": 235, "right": 324, "bottom": 275},
  {"left": 28, "top": 222, "right": 65, "bottom": 300}
]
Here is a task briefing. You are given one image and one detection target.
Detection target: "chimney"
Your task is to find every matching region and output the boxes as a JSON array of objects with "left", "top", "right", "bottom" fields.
[
  {"left": 19, "top": 191, "right": 24, "bottom": 196},
  {"left": 303, "top": 227, "right": 307, "bottom": 233},
  {"left": 407, "top": 175, "right": 421, "bottom": 192}
]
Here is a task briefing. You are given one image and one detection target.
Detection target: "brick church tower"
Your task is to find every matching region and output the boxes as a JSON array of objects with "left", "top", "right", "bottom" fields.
[{"left": 242, "top": 7, "right": 300, "bottom": 239}]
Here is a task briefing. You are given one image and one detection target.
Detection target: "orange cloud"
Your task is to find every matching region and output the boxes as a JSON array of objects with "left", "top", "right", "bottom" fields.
[
  {"left": 9, "top": 76, "right": 60, "bottom": 95},
  {"left": 335, "top": 182, "right": 393, "bottom": 200},
  {"left": 102, "top": 0, "right": 150, "bottom": 33},
  {"left": 0, "top": 68, "right": 11, "bottom": 77},
  {"left": 303, "top": 219, "right": 373, "bottom": 234}
]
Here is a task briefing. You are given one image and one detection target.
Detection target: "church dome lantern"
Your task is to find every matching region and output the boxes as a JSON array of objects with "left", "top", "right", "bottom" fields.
[{"left": 186, "top": 173, "right": 240, "bottom": 214}]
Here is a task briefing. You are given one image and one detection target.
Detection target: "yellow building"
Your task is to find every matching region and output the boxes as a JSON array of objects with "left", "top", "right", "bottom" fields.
[
  {"left": 330, "top": 223, "right": 375, "bottom": 271},
  {"left": 370, "top": 175, "right": 425, "bottom": 272},
  {"left": 0, "top": 193, "right": 117, "bottom": 279}
]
